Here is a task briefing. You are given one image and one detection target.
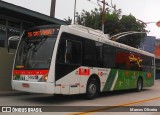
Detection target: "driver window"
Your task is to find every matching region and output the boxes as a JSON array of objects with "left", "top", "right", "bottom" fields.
[{"left": 57, "top": 39, "right": 82, "bottom": 65}]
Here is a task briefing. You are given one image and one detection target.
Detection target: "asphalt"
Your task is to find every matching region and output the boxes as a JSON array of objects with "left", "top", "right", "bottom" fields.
[{"left": 0, "top": 90, "right": 30, "bottom": 96}]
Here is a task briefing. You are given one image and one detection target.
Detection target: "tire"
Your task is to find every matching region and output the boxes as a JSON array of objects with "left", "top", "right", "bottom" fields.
[
  {"left": 136, "top": 78, "right": 143, "bottom": 92},
  {"left": 85, "top": 78, "right": 99, "bottom": 99}
]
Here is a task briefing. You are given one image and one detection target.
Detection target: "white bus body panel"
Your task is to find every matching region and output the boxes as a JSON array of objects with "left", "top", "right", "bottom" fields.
[
  {"left": 54, "top": 67, "right": 111, "bottom": 95},
  {"left": 12, "top": 81, "right": 55, "bottom": 94}
]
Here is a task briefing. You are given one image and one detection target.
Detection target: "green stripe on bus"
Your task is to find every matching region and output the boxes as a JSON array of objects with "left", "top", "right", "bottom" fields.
[{"left": 103, "top": 69, "right": 117, "bottom": 91}]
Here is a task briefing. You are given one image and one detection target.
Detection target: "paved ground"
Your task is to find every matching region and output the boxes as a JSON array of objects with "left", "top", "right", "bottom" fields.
[{"left": 0, "top": 80, "right": 160, "bottom": 115}]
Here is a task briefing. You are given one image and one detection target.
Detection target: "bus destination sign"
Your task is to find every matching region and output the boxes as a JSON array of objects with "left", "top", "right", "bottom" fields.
[{"left": 27, "top": 29, "right": 55, "bottom": 38}]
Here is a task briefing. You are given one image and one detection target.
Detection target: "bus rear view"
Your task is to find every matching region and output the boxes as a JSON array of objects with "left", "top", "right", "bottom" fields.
[{"left": 12, "top": 25, "right": 60, "bottom": 94}]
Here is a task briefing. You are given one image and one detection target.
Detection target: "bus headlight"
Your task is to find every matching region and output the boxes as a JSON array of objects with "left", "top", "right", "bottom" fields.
[
  {"left": 13, "top": 75, "right": 16, "bottom": 80},
  {"left": 38, "top": 73, "right": 48, "bottom": 82}
]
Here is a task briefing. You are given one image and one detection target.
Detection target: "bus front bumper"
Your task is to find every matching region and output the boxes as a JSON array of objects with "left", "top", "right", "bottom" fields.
[{"left": 11, "top": 80, "right": 55, "bottom": 94}]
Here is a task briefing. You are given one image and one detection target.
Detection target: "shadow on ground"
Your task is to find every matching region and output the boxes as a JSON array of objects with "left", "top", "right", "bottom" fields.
[{"left": 15, "top": 88, "right": 151, "bottom": 105}]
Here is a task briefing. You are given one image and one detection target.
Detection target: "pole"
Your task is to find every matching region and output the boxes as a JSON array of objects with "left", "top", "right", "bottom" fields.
[
  {"left": 74, "top": 0, "right": 77, "bottom": 24},
  {"left": 50, "top": 0, "right": 56, "bottom": 17},
  {"left": 102, "top": 0, "right": 105, "bottom": 33}
]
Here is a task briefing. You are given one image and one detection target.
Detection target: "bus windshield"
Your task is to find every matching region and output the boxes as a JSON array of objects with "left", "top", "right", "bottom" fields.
[{"left": 14, "top": 26, "right": 59, "bottom": 70}]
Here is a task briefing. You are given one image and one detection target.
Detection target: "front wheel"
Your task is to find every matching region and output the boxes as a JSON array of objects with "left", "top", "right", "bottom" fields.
[
  {"left": 85, "top": 78, "right": 99, "bottom": 99},
  {"left": 136, "top": 78, "right": 143, "bottom": 92}
]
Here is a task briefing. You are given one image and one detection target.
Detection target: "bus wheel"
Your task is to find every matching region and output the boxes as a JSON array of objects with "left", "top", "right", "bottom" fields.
[
  {"left": 136, "top": 78, "right": 143, "bottom": 92},
  {"left": 85, "top": 78, "right": 99, "bottom": 99}
]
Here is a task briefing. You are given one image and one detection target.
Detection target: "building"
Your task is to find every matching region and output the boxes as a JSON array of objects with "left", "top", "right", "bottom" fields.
[
  {"left": 140, "top": 36, "right": 160, "bottom": 79},
  {"left": 140, "top": 36, "right": 156, "bottom": 54},
  {"left": 155, "top": 39, "right": 160, "bottom": 79},
  {"left": 0, "top": 1, "right": 67, "bottom": 91}
]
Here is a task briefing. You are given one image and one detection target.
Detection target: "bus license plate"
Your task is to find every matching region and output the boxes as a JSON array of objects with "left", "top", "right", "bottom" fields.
[{"left": 22, "top": 83, "right": 30, "bottom": 88}]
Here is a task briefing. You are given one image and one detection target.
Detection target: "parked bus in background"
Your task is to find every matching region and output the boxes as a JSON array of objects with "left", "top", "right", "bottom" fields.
[{"left": 10, "top": 25, "right": 155, "bottom": 99}]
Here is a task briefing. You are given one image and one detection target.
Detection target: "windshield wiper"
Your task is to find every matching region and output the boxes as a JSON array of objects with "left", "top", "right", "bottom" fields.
[
  {"left": 23, "top": 42, "right": 33, "bottom": 67},
  {"left": 22, "top": 35, "right": 48, "bottom": 67}
]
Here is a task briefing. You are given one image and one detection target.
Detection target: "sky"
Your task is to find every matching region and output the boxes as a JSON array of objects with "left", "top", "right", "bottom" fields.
[{"left": 2, "top": 0, "right": 160, "bottom": 38}]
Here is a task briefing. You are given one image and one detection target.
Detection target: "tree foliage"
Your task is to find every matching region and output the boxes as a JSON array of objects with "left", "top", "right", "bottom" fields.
[
  {"left": 64, "top": 17, "right": 72, "bottom": 24},
  {"left": 75, "top": 8, "right": 147, "bottom": 48},
  {"left": 118, "top": 15, "right": 147, "bottom": 47}
]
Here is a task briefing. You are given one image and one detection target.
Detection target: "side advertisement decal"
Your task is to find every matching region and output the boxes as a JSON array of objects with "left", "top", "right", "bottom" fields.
[
  {"left": 78, "top": 68, "right": 90, "bottom": 76},
  {"left": 103, "top": 69, "right": 118, "bottom": 91}
]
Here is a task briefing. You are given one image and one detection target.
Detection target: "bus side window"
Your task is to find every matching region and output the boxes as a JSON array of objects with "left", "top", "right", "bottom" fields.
[
  {"left": 95, "top": 42, "right": 103, "bottom": 67},
  {"left": 82, "top": 39, "right": 97, "bottom": 67},
  {"left": 65, "top": 40, "right": 82, "bottom": 65},
  {"left": 57, "top": 39, "right": 66, "bottom": 63},
  {"left": 142, "top": 56, "right": 153, "bottom": 71},
  {"left": 103, "top": 45, "right": 116, "bottom": 68},
  {"left": 65, "top": 40, "right": 72, "bottom": 63}
]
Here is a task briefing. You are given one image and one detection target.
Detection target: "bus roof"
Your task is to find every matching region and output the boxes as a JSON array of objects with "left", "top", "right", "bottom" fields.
[{"left": 65, "top": 24, "right": 154, "bottom": 58}]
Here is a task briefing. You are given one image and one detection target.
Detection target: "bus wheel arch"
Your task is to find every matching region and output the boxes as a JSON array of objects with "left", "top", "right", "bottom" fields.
[
  {"left": 85, "top": 74, "right": 100, "bottom": 99},
  {"left": 136, "top": 76, "right": 143, "bottom": 92}
]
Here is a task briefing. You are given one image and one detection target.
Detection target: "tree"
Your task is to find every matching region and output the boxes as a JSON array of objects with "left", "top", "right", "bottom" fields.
[
  {"left": 64, "top": 17, "right": 72, "bottom": 24},
  {"left": 76, "top": 8, "right": 102, "bottom": 30},
  {"left": 117, "top": 15, "right": 147, "bottom": 47},
  {"left": 74, "top": 8, "right": 147, "bottom": 48}
]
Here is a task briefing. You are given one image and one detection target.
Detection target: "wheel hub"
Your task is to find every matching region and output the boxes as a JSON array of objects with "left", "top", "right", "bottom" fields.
[{"left": 89, "top": 84, "right": 96, "bottom": 94}]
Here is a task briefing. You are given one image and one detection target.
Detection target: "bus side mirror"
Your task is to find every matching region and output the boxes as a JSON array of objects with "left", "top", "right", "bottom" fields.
[{"left": 8, "top": 36, "right": 20, "bottom": 54}]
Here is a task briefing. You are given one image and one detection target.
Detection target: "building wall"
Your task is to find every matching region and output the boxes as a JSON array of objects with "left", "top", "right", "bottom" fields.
[
  {"left": 0, "top": 48, "right": 14, "bottom": 91},
  {"left": 0, "top": 14, "right": 34, "bottom": 48},
  {"left": 155, "top": 39, "right": 160, "bottom": 79},
  {"left": 139, "top": 36, "right": 160, "bottom": 79},
  {"left": 0, "top": 15, "right": 34, "bottom": 91},
  {"left": 0, "top": 1, "right": 65, "bottom": 91},
  {"left": 140, "top": 36, "right": 156, "bottom": 54},
  {"left": 155, "top": 39, "right": 160, "bottom": 58}
]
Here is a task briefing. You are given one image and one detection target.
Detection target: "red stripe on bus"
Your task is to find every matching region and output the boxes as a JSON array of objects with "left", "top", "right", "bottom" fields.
[{"left": 13, "top": 70, "right": 49, "bottom": 75}]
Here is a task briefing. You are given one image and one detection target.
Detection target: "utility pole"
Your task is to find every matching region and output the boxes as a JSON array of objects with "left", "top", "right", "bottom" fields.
[
  {"left": 50, "top": 0, "right": 56, "bottom": 17},
  {"left": 102, "top": 0, "right": 105, "bottom": 33},
  {"left": 97, "top": 0, "right": 106, "bottom": 32},
  {"left": 74, "top": 0, "right": 77, "bottom": 24}
]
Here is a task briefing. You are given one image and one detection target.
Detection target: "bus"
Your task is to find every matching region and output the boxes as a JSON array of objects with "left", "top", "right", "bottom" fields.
[{"left": 11, "top": 25, "right": 155, "bottom": 99}]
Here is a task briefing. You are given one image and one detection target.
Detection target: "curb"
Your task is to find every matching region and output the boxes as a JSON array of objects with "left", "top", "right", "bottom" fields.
[{"left": 0, "top": 91, "right": 29, "bottom": 96}]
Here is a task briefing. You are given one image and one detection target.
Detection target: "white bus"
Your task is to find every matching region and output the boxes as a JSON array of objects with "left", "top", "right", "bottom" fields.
[{"left": 11, "top": 25, "right": 155, "bottom": 99}]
